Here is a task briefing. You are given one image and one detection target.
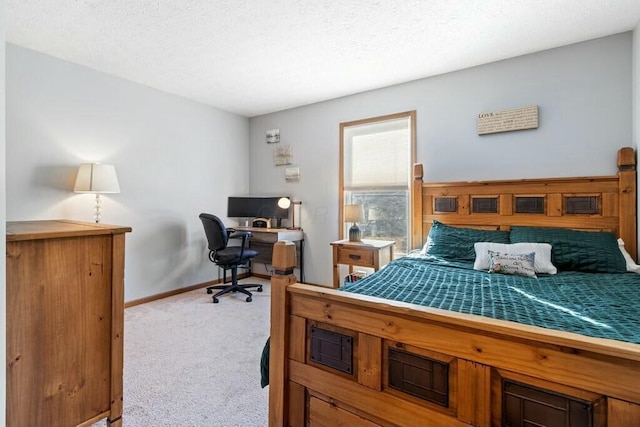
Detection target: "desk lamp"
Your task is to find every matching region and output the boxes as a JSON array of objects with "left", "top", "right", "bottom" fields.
[
  {"left": 278, "top": 197, "right": 302, "bottom": 229},
  {"left": 74, "top": 163, "right": 120, "bottom": 223},
  {"left": 345, "top": 204, "right": 364, "bottom": 242}
]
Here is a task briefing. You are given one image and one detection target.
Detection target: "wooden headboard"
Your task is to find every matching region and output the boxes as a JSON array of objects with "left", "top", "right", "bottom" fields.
[{"left": 411, "top": 147, "right": 637, "bottom": 259}]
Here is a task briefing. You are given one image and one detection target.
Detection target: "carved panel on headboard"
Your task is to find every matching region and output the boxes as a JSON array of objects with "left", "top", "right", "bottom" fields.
[
  {"left": 434, "top": 197, "right": 457, "bottom": 213},
  {"left": 565, "top": 196, "right": 600, "bottom": 215},
  {"left": 515, "top": 196, "right": 545, "bottom": 214},
  {"left": 472, "top": 197, "right": 498, "bottom": 214}
]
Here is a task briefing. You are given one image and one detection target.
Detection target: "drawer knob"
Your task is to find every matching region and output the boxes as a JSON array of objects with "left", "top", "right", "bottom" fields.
[{"left": 348, "top": 254, "right": 361, "bottom": 260}]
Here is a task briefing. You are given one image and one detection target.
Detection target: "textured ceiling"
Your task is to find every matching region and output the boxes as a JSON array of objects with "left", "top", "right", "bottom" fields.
[{"left": 6, "top": 1, "right": 640, "bottom": 117}]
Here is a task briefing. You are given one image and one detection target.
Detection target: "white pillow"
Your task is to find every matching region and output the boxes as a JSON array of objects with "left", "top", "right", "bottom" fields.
[
  {"left": 618, "top": 238, "right": 640, "bottom": 273},
  {"left": 474, "top": 242, "right": 557, "bottom": 274}
]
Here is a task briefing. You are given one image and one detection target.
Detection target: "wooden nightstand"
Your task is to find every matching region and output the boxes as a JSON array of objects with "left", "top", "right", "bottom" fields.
[{"left": 330, "top": 239, "right": 395, "bottom": 288}]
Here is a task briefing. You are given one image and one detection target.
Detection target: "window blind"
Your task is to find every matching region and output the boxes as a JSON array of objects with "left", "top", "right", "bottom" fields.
[{"left": 344, "top": 117, "right": 411, "bottom": 190}]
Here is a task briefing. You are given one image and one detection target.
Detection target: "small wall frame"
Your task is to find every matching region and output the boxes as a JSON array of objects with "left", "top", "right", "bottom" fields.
[
  {"left": 266, "top": 129, "right": 280, "bottom": 143},
  {"left": 274, "top": 145, "right": 292, "bottom": 166}
]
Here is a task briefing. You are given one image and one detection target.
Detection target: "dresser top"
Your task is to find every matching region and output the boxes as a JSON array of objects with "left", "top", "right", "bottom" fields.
[{"left": 7, "top": 220, "right": 132, "bottom": 241}]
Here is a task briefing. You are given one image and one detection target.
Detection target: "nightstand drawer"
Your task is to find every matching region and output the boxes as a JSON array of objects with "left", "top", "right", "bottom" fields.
[
  {"left": 331, "top": 239, "right": 395, "bottom": 288},
  {"left": 337, "top": 247, "right": 374, "bottom": 267}
]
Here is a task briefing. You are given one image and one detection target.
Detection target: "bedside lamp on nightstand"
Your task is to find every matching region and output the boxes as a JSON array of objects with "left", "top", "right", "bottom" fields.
[{"left": 345, "top": 204, "right": 364, "bottom": 242}]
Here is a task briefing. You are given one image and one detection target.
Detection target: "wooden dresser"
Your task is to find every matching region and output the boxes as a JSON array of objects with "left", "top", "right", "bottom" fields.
[{"left": 6, "top": 220, "right": 131, "bottom": 427}]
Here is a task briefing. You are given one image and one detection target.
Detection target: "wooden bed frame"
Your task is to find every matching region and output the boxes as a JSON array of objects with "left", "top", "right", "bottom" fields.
[{"left": 269, "top": 147, "right": 640, "bottom": 427}]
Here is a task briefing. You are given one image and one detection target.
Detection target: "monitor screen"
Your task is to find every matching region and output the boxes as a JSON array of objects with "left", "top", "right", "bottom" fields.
[{"left": 227, "top": 196, "right": 289, "bottom": 219}]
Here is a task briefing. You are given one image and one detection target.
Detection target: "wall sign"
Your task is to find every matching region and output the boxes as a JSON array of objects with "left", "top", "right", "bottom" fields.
[{"left": 477, "top": 105, "right": 538, "bottom": 135}]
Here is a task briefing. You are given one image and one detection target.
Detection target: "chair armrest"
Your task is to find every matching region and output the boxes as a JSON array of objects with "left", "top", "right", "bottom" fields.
[
  {"left": 228, "top": 230, "right": 252, "bottom": 239},
  {"left": 228, "top": 230, "right": 252, "bottom": 259}
]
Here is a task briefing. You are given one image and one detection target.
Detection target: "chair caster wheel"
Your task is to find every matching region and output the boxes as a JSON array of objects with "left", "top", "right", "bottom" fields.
[
  {"left": 246, "top": 296, "right": 252, "bottom": 302},
  {"left": 207, "top": 289, "right": 213, "bottom": 294},
  {"left": 257, "top": 286, "right": 263, "bottom": 292},
  {"left": 212, "top": 297, "right": 219, "bottom": 303}
]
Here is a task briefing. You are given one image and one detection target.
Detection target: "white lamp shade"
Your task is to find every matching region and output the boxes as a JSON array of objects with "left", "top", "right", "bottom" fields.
[
  {"left": 74, "top": 163, "right": 121, "bottom": 193},
  {"left": 278, "top": 197, "right": 292, "bottom": 209},
  {"left": 344, "top": 204, "right": 364, "bottom": 223}
]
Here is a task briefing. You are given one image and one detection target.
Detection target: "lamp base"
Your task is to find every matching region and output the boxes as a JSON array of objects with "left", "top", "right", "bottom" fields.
[
  {"left": 348, "top": 224, "right": 361, "bottom": 242},
  {"left": 94, "top": 193, "right": 102, "bottom": 223}
]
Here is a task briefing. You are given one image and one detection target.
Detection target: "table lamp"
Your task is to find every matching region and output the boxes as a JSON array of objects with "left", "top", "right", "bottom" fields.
[
  {"left": 74, "top": 163, "right": 120, "bottom": 223},
  {"left": 345, "top": 204, "right": 364, "bottom": 242}
]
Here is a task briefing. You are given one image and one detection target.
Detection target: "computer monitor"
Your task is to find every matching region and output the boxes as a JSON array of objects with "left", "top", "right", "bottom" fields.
[{"left": 227, "top": 196, "right": 289, "bottom": 220}]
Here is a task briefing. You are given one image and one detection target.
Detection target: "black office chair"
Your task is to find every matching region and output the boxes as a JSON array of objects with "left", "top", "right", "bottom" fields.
[{"left": 199, "top": 213, "right": 263, "bottom": 303}]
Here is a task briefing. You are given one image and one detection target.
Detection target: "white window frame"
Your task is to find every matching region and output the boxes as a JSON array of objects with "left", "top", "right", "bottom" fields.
[{"left": 339, "top": 111, "right": 416, "bottom": 252}]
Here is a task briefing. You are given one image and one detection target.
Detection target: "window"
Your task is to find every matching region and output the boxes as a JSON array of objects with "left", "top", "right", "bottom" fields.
[{"left": 340, "top": 111, "right": 416, "bottom": 255}]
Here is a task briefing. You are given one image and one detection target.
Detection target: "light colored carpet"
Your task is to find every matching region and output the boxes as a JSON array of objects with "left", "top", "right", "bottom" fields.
[{"left": 96, "top": 277, "right": 270, "bottom": 427}]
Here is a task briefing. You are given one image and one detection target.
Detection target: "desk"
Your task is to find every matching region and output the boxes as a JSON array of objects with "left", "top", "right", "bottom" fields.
[
  {"left": 236, "top": 227, "right": 305, "bottom": 282},
  {"left": 330, "top": 239, "right": 395, "bottom": 288}
]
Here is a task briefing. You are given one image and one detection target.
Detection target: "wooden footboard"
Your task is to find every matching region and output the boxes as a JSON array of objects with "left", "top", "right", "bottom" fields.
[{"left": 269, "top": 243, "right": 640, "bottom": 427}]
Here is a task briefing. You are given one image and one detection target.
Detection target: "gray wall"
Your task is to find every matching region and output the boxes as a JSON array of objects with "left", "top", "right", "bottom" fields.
[
  {"left": 636, "top": 20, "right": 640, "bottom": 145},
  {"left": 635, "top": 21, "right": 640, "bottom": 248},
  {"left": 1, "top": 1, "right": 6, "bottom": 423},
  {"left": 636, "top": 22, "right": 640, "bottom": 147},
  {"left": 6, "top": 44, "right": 251, "bottom": 302},
  {"left": 3, "top": 32, "right": 638, "bottom": 296},
  {"left": 249, "top": 33, "right": 634, "bottom": 285}
]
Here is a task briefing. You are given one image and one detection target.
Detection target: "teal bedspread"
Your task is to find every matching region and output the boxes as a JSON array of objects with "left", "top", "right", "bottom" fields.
[
  {"left": 342, "top": 254, "right": 640, "bottom": 344},
  {"left": 261, "top": 254, "right": 640, "bottom": 387}
]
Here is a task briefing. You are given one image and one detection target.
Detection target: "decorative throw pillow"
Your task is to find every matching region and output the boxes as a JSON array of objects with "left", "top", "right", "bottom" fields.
[
  {"left": 423, "top": 220, "right": 510, "bottom": 261},
  {"left": 510, "top": 226, "right": 627, "bottom": 273},
  {"left": 618, "top": 238, "right": 640, "bottom": 274},
  {"left": 488, "top": 250, "right": 537, "bottom": 278},
  {"left": 474, "top": 242, "right": 557, "bottom": 274}
]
